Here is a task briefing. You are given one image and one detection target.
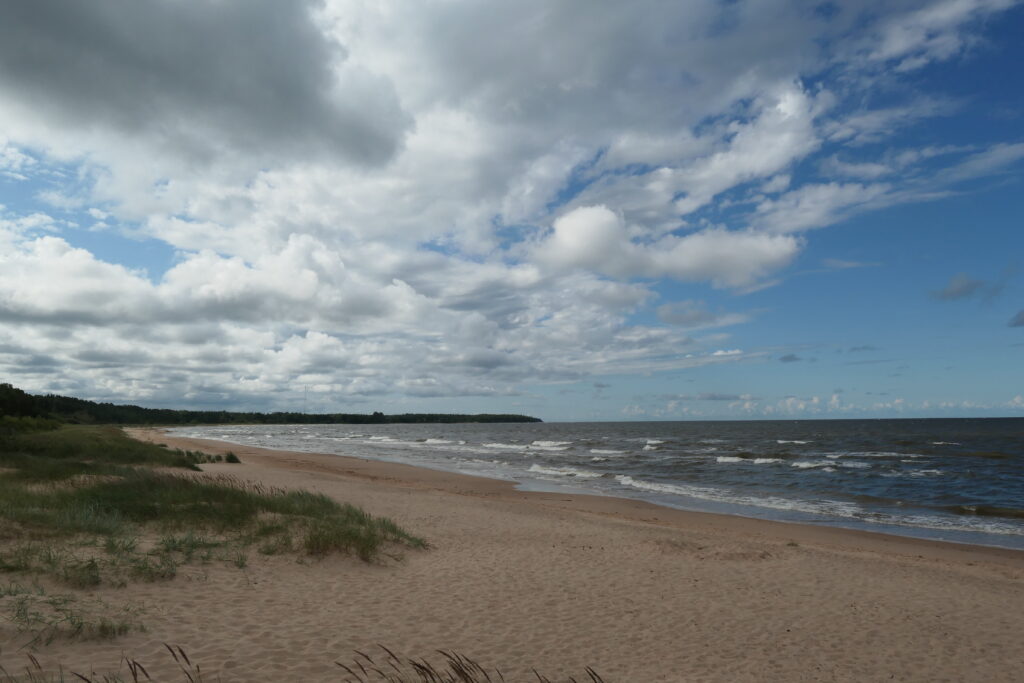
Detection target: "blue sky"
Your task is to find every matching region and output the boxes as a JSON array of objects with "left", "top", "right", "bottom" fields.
[{"left": 0, "top": 0, "right": 1022, "bottom": 420}]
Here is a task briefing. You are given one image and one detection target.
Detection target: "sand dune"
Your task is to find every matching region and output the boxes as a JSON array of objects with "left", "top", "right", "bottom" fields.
[{"left": 2, "top": 428, "right": 1022, "bottom": 682}]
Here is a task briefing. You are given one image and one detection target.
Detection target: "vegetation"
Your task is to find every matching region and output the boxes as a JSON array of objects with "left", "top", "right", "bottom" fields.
[
  {"left": 0, "top": 383, "right": 541, "bottom": 425},
  {"left": 0, "top": 645, "right": 607, "bottom": 682},
  {"left": 0, "top": 420, "right": 425, "bottom": 648}
]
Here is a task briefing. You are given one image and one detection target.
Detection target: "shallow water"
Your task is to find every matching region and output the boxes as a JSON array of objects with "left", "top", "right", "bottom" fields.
[{"left": 169, "top": 418, "right": 1024, "bottom": 549}]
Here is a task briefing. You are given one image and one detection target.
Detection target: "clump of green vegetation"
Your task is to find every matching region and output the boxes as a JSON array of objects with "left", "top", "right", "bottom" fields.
[
  {"left": 0, "top": 424, "right": 426, "bottom": 647},
  {"left": 0, "top": 582, "right": 144, "bottom": 650},
  {"left": 172, "top": 447, "right": 242, "bottom": 466}
]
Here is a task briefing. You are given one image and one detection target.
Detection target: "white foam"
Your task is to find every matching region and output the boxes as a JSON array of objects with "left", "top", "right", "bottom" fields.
[
  {"left": 424, "top": 438, "right": 454, "bottom": 444},
  {"left": 932, "top": 441, "right": 960, "bottom": 445},
  {"left": 777, "top": 440, "right": 811, "bottom": 444},
  {"left": 483, "top": 442, "right": 528, "bottom": 451},
  {"left": 910, "top": 469, "right": 944, "bottom": 477},
  {"left": 642, "top": 445, "right": 659, "bottom": 451},
  {"left": 532, "top": 440, "right": 572, "bottom": 447},
  {"left": 716, "top": 456, "right": 783, "bottom": 465},
  {"left": 791, "top": 461, "right": 829, "bottom": 469},
  {"left": 614, "top": 475, "right": 862, "bottom": 518},
  {"left": 646, "top": 439, "right": 664, "bottom": 445},
  {"left": 590, "top": 449, "right": 625, "bottom": 455},
  {"left": 839, "top": 461, "right": 871, "bottom": 469},
  {"left": 528, "top": 464, "right": 602, "bottom": 480},
  {"left": 824, "top": 451, "right": 916, "bottom": 459}
]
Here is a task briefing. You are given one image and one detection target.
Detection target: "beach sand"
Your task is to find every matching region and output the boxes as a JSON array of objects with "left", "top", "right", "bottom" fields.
[{"left": 2, "top": 428, "right": 1023, "bottom": 681}]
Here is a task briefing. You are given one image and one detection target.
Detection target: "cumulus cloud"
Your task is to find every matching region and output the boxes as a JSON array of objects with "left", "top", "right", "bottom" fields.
[
  {"left": 0, "top": 0, "right": 409, "bottom": 168},
  {"left": 537, "top": 205, "right": 800, "bottom": 288}
]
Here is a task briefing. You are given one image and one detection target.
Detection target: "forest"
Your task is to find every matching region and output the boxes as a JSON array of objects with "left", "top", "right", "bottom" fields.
[{"left": 0, "top": 383, "right": 542, "bottom": 425}]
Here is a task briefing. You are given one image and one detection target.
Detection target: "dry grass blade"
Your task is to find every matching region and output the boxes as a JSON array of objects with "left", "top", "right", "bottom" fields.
[{"left": 125, "top": 657, "right": 151, "bottom": 682}]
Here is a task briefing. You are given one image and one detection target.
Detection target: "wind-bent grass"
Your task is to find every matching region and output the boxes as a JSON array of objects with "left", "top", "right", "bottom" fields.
[
  {"left": 0, "top": 644, "right": 608, "bottom": 682},
  {"left": 0, "top": 422, "right": 426, "bottom": 647}
]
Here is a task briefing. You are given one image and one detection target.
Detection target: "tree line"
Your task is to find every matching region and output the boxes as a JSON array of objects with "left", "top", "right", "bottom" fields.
[{"left": 0, "top": 383, "right": 542, "bottom": 425}]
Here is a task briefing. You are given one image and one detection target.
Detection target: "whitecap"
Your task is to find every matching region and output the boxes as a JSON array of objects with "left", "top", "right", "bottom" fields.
[
  {"left": 484, "top": 442, "right": 528, "bottom": 451},
  {"left": 909, "top": 469, "right": 944, "bottom": 477},
  {"left": 777, "top": 440, "right": 811, "bottom": 444},
  {"left": 528, "top": 464, "right": 602, "bottom": 480},
  {"left": 590, "top": 449, "right": 625, "bottom": 455}
]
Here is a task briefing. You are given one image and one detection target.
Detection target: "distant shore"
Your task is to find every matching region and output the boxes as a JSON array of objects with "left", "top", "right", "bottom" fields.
[{"left": 7, "top": 426, "right": 1022, "bottom": 682}]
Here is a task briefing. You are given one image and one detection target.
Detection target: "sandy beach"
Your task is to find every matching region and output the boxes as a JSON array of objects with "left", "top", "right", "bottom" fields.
[{"left": 2, "top": 428, "right": 1023, "bottom": 682}]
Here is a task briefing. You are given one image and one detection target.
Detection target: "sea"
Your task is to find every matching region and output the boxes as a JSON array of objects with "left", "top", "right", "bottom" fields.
[{"left": 167, "top": 418, "right": 1024, "bottom": 550}]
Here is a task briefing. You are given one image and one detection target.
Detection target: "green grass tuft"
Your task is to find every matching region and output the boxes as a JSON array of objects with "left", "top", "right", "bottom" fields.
[{"left": 0, "top": 425, "right": 426, "bottom": 646}]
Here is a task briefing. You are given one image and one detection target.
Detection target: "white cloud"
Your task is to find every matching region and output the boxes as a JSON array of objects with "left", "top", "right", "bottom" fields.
[
  {"left": 754, "top": 182, "right": 893, "bottom": 233},
  {"left": 863, "top": 0, "right": 1017, "bottom": 71},
  {"left": 537, "top": 205, "right": 801, "bottom": 288},
  {"left": 0, "top": 0, "right": 1020, "bottom": 409}
]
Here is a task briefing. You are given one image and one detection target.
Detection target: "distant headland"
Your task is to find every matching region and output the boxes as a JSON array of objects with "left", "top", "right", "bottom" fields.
[{"left": 0, "top": 383, "right": 542, "bottom": 425}]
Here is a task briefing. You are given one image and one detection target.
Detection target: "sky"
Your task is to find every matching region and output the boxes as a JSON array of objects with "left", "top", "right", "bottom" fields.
[{"left": 1, "top": 0, "right": 1023, "bottom": 421}]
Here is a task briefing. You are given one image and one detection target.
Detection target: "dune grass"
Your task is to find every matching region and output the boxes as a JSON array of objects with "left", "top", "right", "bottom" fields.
[
  {"left": 0, "top": 421, "right": 425, "bottom": 647},
  {"left": 0, "top": 644, "right": 607, "bottom": 682}
]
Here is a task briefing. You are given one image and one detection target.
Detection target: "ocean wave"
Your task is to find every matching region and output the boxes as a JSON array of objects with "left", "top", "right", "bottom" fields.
[
  {"left": 483, "top": 442, "right": 529, "bottom": 451},
  {"left": 716, "top": 456, "right": 783, "bottom": 465},
  {"left": 528, "top": 464, "right": 602, "bottom": 480},
  {"left": 590, "top": 448, "right": 625, "bottom": 455},
  {"left": 909, "top": 469, "right": 944, "bottom": 477},
  {"left": 614, "top": 475, "right": 860, "bottom": 518},
  {"left": 777, "top": 440, "right": 811, "bottom": 444},
  {"left": 946, "top": 505, "right": 1024, "bottom": 520},
  {"left": 791, "top": 461, "right": 830, "bottom": 469},
  {"left": 824, "top": 451, "right": 918, "bottom": 459}
]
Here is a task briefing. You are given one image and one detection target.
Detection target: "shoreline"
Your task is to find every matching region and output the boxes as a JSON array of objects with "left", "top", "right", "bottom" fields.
[
  {"left": 142, "top": 427, "right": 1024, "bottom": 566},
  {"left": 4, "top": 427, "right": 1021, "bottom": 681}
]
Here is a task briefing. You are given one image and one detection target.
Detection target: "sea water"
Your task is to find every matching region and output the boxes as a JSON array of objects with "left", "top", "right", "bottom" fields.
[{"left": 168, "top": 418, "right": 1024, "bottom": 549}]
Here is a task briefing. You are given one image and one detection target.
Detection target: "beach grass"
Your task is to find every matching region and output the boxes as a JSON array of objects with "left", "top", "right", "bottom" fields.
[
  {"left": 0, "top": 644, "right": 606, "bottom": 682},
  {"left": 0, "top": 421, "right": 425, "bottom": 647}
]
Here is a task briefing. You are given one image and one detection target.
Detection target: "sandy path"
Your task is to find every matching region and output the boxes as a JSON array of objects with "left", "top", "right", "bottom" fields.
[{"left": 2, "top": 428, "right": 1022, "bottom": 682}]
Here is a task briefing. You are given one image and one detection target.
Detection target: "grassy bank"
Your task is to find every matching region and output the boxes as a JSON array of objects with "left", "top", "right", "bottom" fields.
[{"left": 0, "top": 420, "right": 425, "bottom": 646}]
